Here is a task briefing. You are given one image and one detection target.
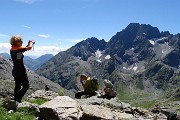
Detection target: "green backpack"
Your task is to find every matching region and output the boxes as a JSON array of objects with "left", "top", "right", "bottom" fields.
[
  {"left": 91, "top": 78, "right": 99, "bottom": 91},
  {"left": 85, "top": 77, "right": 99, "bottom": 93}
]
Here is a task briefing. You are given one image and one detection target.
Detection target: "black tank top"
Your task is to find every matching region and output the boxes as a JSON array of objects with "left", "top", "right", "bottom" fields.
[{"left": 10, "top": 48, "right": 27, "bottom": 73}]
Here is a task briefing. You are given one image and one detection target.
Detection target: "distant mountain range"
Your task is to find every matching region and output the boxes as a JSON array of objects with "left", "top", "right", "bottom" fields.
[
  {"left": 0, "top": 53, "right": 53, "bottom": 70},
  {"left": 35, "top": 23, "right": 180, "bottom": 101}
]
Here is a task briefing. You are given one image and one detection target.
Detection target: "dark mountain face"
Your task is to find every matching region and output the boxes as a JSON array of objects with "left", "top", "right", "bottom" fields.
[
  {"left": 105, "top": 23, "right": 160, "bottom": 62},
  {"left": 162, "top": 34, "right": 180, "bottom": 68},
  {"left": 36, "top": 23, "right": 180, "bottom": 92}
]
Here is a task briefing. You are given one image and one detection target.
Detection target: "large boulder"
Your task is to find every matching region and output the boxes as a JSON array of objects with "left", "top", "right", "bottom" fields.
[
  {"left": 80, "top": 105, "right": 114, "bottom": 119},
  {"left": 77, "top": 96, "right": 123, "bottom": 110},
  {"left": 80, "top": 105, "right": 134, "bottom": 120},
  {"left": 38, "top": 96, "right": 79, "bottom": 120}
]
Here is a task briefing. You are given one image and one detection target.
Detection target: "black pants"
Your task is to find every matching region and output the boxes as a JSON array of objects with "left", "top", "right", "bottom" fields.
[
  {"left": 12, "top": 72, "right": 29, "bottom": 102},
  {"left": 75, "top": 91, "right": 96, "bottom": 99}
]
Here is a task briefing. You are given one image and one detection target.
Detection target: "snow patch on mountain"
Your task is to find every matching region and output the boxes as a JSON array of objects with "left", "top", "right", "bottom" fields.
[
  {"left": 93, "top": 50, "right": 111, "bottom": 62},
  {"left": 157, "top": 37, "right": 168, "bottom": 41},
  {"left": 149, "top": 40, "right": 155, "bottom": 45},
  {"left": 105, "top": 55, "right": 111, "bottom": 59},
  {"left": 122, "top": 61, "right": 146, "bottom": 73},
  {"left": 123, "top": 63, "right": 138, "bottom": 72},
  {"left": 95, "top": 49, "right": 102, "bottom": 62}
]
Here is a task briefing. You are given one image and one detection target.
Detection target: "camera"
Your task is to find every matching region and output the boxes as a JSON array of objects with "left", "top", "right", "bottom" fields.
[
  {"left": 29, "top": 40, "right": 35, "bottom": 47},
  {"left": 30, "top": 40, "right": 35, "bottom": 44}
]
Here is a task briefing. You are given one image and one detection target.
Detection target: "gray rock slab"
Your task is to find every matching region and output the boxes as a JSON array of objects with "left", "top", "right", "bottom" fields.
[{"left": 39, "top": 96, "right": 79, "bottom": 120}]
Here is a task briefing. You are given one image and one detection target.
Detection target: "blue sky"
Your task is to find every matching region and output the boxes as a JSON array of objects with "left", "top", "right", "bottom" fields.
[{"left": 0, "top": 0, "right": 180, "bottom": 57}]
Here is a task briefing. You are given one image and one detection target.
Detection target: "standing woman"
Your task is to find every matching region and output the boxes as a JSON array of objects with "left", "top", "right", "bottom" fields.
[{"left": 10, "top": 35, "right": 35, "bottom": 103}]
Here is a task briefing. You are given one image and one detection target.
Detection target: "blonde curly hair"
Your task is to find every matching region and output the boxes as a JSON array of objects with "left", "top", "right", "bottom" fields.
[{"left": 10, "top": 35, "right": 23, "bottom": 45}]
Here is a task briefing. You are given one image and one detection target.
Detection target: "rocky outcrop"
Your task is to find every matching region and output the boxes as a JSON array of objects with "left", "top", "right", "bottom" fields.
[
  {"left": 27, "top": 89, "right": 59, "bottom": 100},
  {"left": 37, "top": 95, "right": 174, "bottom": 120},
  {"left": 37, "top": 96, "right": 136, "bottom": 120},
  {"left": 3, "top": 90, "right": 180, "bottom": 120},
  {"left": 0, "top": 56, "right": 13, "bottom": 80}
]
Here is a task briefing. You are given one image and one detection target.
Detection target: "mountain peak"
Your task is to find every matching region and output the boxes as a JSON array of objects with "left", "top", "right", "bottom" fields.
[
  {"left": 126, "top": 23, "right": 140, "bottom": 29},
  {"left": 66, "top": 37, "right": 107, "bottom": 61},
  {"left": 125, "top": 23, "right": 161, "bottom": 39},
  {"left": 106, "top": 23, "right": 160, "bottom": 58}
]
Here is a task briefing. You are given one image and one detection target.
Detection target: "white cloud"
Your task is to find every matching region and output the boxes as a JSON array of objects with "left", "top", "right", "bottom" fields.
[
  {"left": 23, "top": 25, "right": 31, "bottom": 29},
  {"left": 38, "top": 34, "right": 50, "bottom": 38},
  {"left": 15, "top": 0, "right": 43, "bottom": 4},
  {"left": 0, "top": 43, "right": 11, "bottom": 53},
  {"left": 24, "top": 45, "right": 63, "bottom": 56}
]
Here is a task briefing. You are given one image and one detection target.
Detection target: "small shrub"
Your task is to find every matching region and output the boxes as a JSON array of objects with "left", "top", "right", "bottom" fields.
[{"left": 58, "top": 88, "right": 64, "bottom": 96}]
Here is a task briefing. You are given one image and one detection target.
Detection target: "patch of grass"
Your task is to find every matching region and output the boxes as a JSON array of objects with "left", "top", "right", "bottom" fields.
[
  {"left": 27, "top": 98, "right": 48, "bottom": 105},
  {"left": 0, "top": 98, "right": 36, "bottom": 120},
  {"left": 132, "top": 100, "right": 157, "bottom": 109},
  {"left": 0, "top": 108, "right": 35, "bottom": 120},
  {"left": 116, "top": 82, "right": 149, "bottom": 101},
  {"left": 116, "top": 82, "right": 133, "bottom": 100},
  {"left": 115, "top": 81, "right": 162, "bottom": 109}
]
